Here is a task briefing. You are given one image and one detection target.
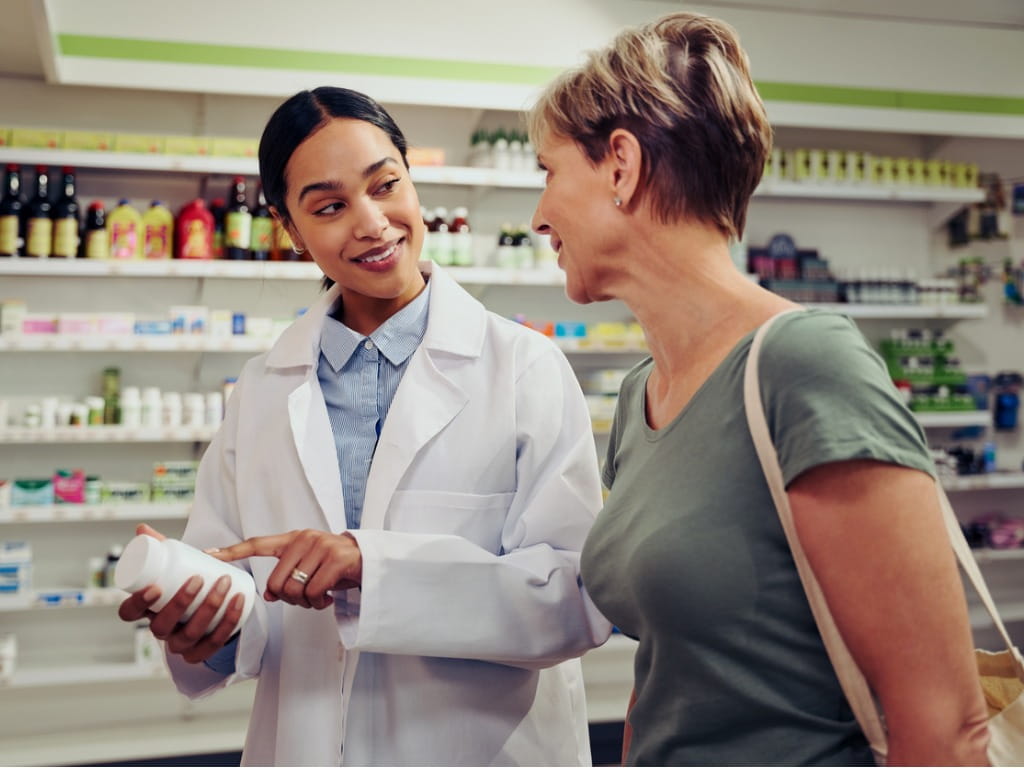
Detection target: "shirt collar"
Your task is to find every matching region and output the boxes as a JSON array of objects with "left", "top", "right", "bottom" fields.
[{"left": 320, "top": 280, "right": 431, "bottom": 372}]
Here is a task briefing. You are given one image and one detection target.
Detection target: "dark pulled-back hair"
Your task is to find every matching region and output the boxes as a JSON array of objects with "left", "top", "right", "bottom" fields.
[{"left": 258, "top": 87, "right": 410, "bottom": 288}]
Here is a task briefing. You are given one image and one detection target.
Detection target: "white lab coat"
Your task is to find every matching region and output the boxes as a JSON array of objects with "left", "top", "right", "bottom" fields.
[{"left": 165, "top": 263, "right": 612, "bottom": 766}]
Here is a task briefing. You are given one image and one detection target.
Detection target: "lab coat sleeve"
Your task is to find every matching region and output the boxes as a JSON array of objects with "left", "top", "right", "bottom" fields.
[
  {"left": 340, "top": 344, "right": 613, "bottom": 669},
  {"left": 164, "top": 367, "right": 269, "bottom": 698}
]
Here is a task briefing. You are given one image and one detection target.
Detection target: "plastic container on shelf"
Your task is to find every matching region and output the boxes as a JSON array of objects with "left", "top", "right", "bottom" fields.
[{"left": 114, "top": 534, "right": 256, "bottom": 635}]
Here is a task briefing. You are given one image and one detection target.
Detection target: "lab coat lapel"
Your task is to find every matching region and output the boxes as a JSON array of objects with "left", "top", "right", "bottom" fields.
[
  {"left": 287, "top": 371, "right": 347, "bottom": 533},
  {"left": 360, "top": 348, "right": 467, "bottom": 531}
]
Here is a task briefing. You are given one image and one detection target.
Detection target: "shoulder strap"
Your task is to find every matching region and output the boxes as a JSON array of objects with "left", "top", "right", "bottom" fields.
[{"left": 744, "top": 310, "right": 1024, "bottom": 763}]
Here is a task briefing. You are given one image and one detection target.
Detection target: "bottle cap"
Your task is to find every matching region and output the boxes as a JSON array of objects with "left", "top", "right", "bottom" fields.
[{"left": 114, "top": 535, "right": 164, "bottom": 592}]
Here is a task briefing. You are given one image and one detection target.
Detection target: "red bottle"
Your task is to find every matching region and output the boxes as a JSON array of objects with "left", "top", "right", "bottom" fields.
[{"left": 176, "top": 199, "right": 214, "bottom": 260}]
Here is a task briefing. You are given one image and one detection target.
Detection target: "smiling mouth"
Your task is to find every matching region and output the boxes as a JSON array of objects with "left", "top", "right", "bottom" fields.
[{"left": 354, "top": 240, "right": 400, "bottom": 264}]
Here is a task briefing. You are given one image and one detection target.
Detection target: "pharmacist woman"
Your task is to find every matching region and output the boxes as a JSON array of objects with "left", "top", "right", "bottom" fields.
[{"left": 117, "top": 86, "right": 611, "bottom": 766}]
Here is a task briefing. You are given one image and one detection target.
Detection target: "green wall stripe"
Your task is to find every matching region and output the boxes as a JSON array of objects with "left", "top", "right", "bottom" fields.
[
  {"left": 57, "top": 34, "right": 562, "bottom": 85},
  {"left": 757, "top": 81, "right": 1024, "bottom": 116},
  {"left": 58, "top": 34, "right": 1024, "bottom": 117}
]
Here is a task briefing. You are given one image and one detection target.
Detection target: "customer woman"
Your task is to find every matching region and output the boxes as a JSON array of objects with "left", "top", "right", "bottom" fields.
[
  {"left": 117, "top": 86, "right": 611, "bottom": 766},
  {"left": 528, "top": 12, "right": 990, "bottom": 766}
]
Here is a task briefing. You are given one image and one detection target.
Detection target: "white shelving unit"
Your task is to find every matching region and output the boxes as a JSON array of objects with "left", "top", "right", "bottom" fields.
[
  {"left": 0, "top": 425, "right": 216, "bottom": 443},
  {"left": 0, "top": 89, "right": 1013, "bottom": 768},
  {"left": 914, "top": 411, "right": 992, "bottom": 429},
  {"left": 0, "top": 502, "right": 190, "bottom": 524},
  {"left": 943, "top": 473, "right": 1024, "bottom": 492}
]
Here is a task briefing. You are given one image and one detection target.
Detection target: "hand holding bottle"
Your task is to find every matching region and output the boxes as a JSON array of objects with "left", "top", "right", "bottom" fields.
[
  {"left": 209, "top": 529, "right": 362, "bottom": 610},
  {"left": 117, "top": 524, "right": 247, "bottom": 664}
]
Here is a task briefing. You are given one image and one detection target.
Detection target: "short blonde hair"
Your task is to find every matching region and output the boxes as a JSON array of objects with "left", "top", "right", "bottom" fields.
[{"left": 529, "top": 12, "right": 771, "bottom": 240}]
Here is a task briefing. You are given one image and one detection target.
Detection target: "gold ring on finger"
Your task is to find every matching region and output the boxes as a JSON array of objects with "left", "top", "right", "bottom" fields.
[{"left": 290, "top": 567, "right": 310, "bottom": 584}]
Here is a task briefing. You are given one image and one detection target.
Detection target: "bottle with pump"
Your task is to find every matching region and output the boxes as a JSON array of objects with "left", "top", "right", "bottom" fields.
[
  {"left": 250, "top": 186, "right": 272, "bottom": 261},
  {"left": 51, "top": 167, "right": 80, "bottom": 258},
  {"left": 83, "top": 201, "right": 109, "bottom": 260},
  {"left": 450, "top": 207, "right": 473, "bottom": 266},
  {"left": 114, "top": 533, "right": 256, "bottom": 635},
  {"left": 224, "top": 177, "right": 252, "bottom": 260},
  {"left": 24, "top": 167, "right": 53, "bottom": 258},
  {"left": 0, "top": 164, "right": 25, "bottom": 257},
  {"left": 142, "top": 200, "right": 174, "bottom": 260}
]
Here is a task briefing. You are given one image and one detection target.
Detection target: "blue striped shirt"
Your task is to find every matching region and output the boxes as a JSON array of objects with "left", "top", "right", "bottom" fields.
[
  {"left": 203, "top": 281, "right": 430, "bottom": 675},
  {"left": 317, "top": 282, "right": 431, "bottom": 530}
]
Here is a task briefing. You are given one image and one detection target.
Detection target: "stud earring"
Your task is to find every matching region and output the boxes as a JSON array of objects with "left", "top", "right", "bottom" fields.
[
  {"left": 293, "top": 246, "right": 305, "bottom": 255},
  {"left": 613, "top": 196, "right": 622, "bottom": 208}
]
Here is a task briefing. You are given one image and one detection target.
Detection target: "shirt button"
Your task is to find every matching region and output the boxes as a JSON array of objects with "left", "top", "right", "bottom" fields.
[{"left": 364, "top": 340, "right": 374, "bottom": 350}]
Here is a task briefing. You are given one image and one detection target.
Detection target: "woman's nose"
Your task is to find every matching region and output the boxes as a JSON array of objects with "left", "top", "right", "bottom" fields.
[
  {"left": 530, "top": 207, "right": 550, "bottom": 235},
  {"left": 355, "top": 200, "right": 388, "bottom": 239}
]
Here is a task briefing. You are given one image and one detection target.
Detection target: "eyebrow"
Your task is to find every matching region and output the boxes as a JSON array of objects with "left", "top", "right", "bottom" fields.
[{"left": 296, "top": 157, "right": 400, "bottom": 203}]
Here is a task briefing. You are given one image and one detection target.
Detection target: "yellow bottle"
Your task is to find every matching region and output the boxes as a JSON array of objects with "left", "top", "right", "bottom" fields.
[
  {"left": 107, "top": 199, "right": 142, "bottom": 260},
  {"left": 142, "top": 200, "right": 174, "bottom": 260}
]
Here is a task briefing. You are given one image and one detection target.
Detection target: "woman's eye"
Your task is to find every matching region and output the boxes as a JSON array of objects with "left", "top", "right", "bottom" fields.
[
  {"left": 376, "top": 178, "right": 400, "bottom": 195},
  {"left": 314, "top": 201, "right": 345, "bottom": 216}
]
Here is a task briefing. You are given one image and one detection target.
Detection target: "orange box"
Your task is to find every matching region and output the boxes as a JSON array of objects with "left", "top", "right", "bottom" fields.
[{"left": 407, "top": 146, "right": 446, "bottom": 166}]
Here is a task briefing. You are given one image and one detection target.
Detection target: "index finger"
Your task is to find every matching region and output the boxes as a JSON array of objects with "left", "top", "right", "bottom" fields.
[{"left": 208, "top": 533, "right": 294, "bottom": 562}]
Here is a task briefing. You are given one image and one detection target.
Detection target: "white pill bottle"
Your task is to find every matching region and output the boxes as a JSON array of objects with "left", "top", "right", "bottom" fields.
[{"left": 115, "top": 534, "right": 256, "bottom": 635}]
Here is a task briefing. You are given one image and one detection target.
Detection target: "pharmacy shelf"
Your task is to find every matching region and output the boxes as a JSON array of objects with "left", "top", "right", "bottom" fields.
[
  {"left": 0, "top": 587, "right": 125, "bottom": 613},
  {"left": 754, "top": 178, "right": 984, "bottom": 204},
  {"left": 807, "top": 303, "right": 988, "bottom": 319},
  {"left": 0, "top": 425, "right": 216, "bottom": 443},
  {"left": 0, "top": 148, "right": 985, "bottom": 204},
  {"left": 0, "top": 334, "right": 272, "bottom": 352},
  {"left": 943, "top": 473, "right": 1024, "bottom": 492},
  {"left": 0, "top": 502, "right": 190, "bottom": 524},
  {"left": 2, "top": 661, "right": 167, "bottom": 689},
  {"left": 0, "top": 259, "right": 563, "bottom": 286},
  {"left": 914, "top": 411, "right": 991, "bottom": 429},
  {"left": 971, "top": 549, "right": 1024, "bottom": 564},
  {"left": 556, "top": 339, "right": 647, "bottom": 354}
]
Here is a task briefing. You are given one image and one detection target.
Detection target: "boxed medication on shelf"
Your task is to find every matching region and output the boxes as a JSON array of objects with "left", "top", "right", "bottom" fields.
[
  {"left": 11, "top": 479, "right": 54, "bottom": 506},
  {"left": 152, "top": 461, "right": 197, "bottom": 487},
  {"left": 0, "top": 541, "right": 32, "bottom": 603}
]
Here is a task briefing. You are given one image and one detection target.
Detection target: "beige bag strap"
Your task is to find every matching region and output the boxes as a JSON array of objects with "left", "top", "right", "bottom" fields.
[
  {"left": 744, "top": 310, "right": 1024, "bottom": 761},
  {"left": 743, "top": 309, "right": 888, "bottom": 760}
]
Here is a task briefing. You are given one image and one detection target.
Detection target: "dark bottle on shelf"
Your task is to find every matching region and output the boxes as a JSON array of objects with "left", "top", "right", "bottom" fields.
[
  {"left": 0, "top": 164, "right": 25, "bottom": 257},
  {"left": 51, "top": 167, "right": 81, "bottom": 258},
  {"left": 83, "top": 201, "right": 109, "bottom": 260},
  {"left": 24, "top": 166, "right": 53, "bottom": 258},
  {"left": 210, "top": 197, "right": 227, "bottom": 259},
  {"left": 223, "top": 176, "right": 252, "bottom": 260},
  {"left": 250, "top": 185, "right": 272, "bottom": 261}
]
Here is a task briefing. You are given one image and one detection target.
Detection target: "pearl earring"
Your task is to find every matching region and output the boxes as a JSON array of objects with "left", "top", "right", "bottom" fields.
[{"left": 614, "top": 196, "right": 622, "bottom": 208}]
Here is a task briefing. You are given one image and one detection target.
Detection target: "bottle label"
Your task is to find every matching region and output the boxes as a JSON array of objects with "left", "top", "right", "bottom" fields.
[
  {"left": 144, "top": 224, "right": 170, "bottom": 260},
  {"left": 452, "top": 231, "right": 474, "bottom": 266},
  {"left": 86, "top": 229, "right": 109, "bottom": 260},
  {"left": 0, "top": 215, "right": 20, "bottom": 254},
  {"left": 181, "top": 220, "right": 211, "bottom": 260},
  {"left": 53, "top": 218, "right": 79, "bottom": 258},
  {"left": 110, "top": 221, "right": 138, "bottom": 260},
  {"left": 26, "top": 218, "right": 53, "bottom": 257},
  {"left": 250, "top": 218, "right": 273, "bottom": 252},
  {"left": 225, "top": 211, "right": 253, "bottom": 249}
]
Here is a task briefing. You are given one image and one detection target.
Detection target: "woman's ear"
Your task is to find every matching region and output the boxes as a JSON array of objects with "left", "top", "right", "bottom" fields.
[{"left": 608, "top": 129, "right": 642, "bottom": 210}]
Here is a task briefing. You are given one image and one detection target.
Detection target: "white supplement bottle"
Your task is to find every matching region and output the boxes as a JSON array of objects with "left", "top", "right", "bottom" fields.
[{"left": 114, "top": 534, "right": 256, "bottom": 635}]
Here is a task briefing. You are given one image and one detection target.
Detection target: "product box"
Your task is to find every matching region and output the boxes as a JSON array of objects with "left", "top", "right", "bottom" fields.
[
  {"left": 9, "top": 128, "right": 62, "bottom": 149},
  {"left": 113, "top": 133, "right": 166, "bottom": 154},
  {"left": 0, "top": 480, "right": 10, "bottom": 510},
  {"left": 407, "top": 146, "right": 446, "bottom": 167},
  {"left": 56, "top": 313, "right": 99, "bottom": 335},
  {"left": 0, "top": 541, "right": 32, "bottom": 605},
  {"left": 164, "top": 136, "right": 211, "bottom": 156},
  {"left": 210, "top": 137, "right": 258, "bottom": 158},
  {"left": 62, "top": 130, "right": 114, "bottom": 152},
  {"left": 0, "top": 127, "right": 12, "bottom": 147},
  {"left": 152, "top": 460, "right": 198, "bottom": 487},
  {"left": 96, "top": 313, "right": 135, "bottom": 336},
  {"left": 150, "top": 483, "right": 195, "bottom": 503},
  {"left": 100, "top": 481, "right": 150, "bottom": 504},
  {"left": 21, "top": 314, "right": 58, "bottom": 334},
  {"left": 11, "top": 479, "right": 54, "bottom": 506},
  {"left": 53, "top": 469, "right": 86, "bottom": 504}
]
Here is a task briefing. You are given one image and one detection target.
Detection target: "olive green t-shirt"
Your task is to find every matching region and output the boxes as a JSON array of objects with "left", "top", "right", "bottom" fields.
[{"left": 582, "top": 310, "right": 934, "bottom": 766}]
